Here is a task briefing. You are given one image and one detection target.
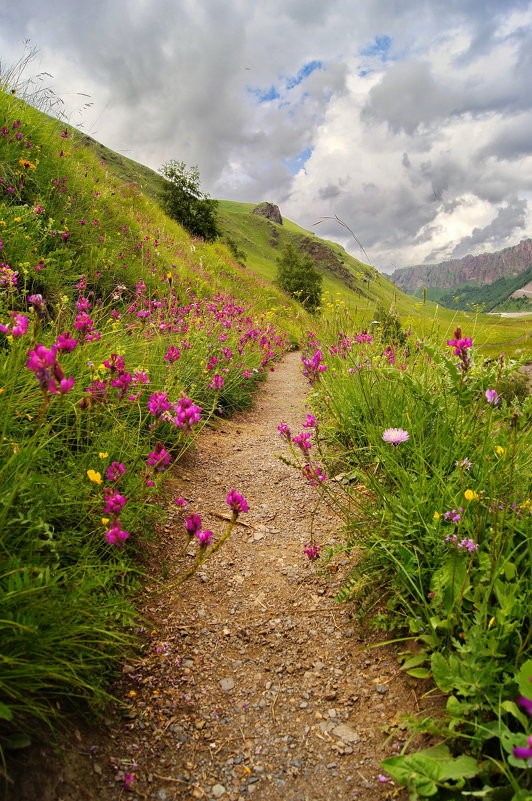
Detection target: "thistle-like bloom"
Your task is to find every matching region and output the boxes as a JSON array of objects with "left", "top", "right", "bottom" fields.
[
  {"left": 185, "top": 514, "right": 202, "bottom": 535},
  {"left": 106, "top": 462, "right": 126, "bottom": 482},
  {"left": 382, "top": 428, "right": 409, "bottom": 445},
  {"left": 0, "top": 312, "right": 28, "bottom": 337},
  {"left": 303, "top": 543, "right": 321, "bottom": 561},
  {"left": 226, "top": 489, "right": 249, "bottom": 513},
  {"left": 146, "top": 442, "right": 171, "bottom": 472},
  {"left": 196, "top": 529, "right": 213, "bottom": 547},
  {"left": 485, "top": 389, "right": 500, "bottom": 405}
]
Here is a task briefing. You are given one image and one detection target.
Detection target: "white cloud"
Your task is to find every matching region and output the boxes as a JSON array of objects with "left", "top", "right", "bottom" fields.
[{"left": 0, "top": 0, "right": 531, "bottom": 270}]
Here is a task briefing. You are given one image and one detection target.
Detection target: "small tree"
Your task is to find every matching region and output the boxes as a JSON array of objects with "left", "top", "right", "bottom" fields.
[
  {"left": 159, "top": 160, "right": 219, "bottom": 241},
  {"left": 276, "top": 243, "right": 322, "bottom": 313}
]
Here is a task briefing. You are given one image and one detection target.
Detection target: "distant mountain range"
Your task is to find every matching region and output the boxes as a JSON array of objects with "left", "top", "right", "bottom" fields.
[{"left": 391, "top": 239, "right": 532, "bottom": 312}]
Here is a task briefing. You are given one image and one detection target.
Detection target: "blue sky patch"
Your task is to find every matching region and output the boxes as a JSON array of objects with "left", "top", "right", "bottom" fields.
[
  {"left": 283, "top": 146, "right": 313, "bottom": 175},
  {"left": 361, "top": 35, "right": 392, "bottom": 61},
  {"left": 286, "top": 60, "right": 324, "bottom": 90},
  {"left": 249, "top": 85, "right": 281, "bottom": 103}
]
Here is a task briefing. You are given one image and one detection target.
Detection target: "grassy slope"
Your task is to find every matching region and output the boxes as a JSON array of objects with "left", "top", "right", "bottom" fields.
[{"left": 80, "top": 139, "right": 531, "bottom": 356}]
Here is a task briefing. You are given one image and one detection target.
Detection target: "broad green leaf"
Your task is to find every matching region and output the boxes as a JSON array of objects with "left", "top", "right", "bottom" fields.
[
  {"left": 517, "top": 659, "right": 532, "bottom": 699},
  {"left": 407, "top": 667, "right": 431, "bottom": 679},
  {"left": 431, "top": 652, "right": 455, "bottom": 693},
  {"left": 0, "top": 702, "right": 13, "bottom": 721},
  {"left": 401, "top": 654, "right": 428, "bottom": 671}
]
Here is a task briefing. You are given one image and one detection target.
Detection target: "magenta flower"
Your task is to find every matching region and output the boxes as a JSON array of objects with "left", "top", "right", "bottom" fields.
[
  {"left": 105, "top": 524, "right": 130, "bottom": 547},
  {"left": 226, "top": 489, "right": 249, "bottom": 513},
  {"left": 443, "top": 507, "right": 463, "bottom": 523},
  {"left": 147, "top": 391, "right": 172, "bottom": 418},
  {"left": 174, "top": 497, "right": 188, "bottom": 509},
  {"left": 185, "top": 514, "right": 202, "bottom": 535},
  {"left": 26, "top": 344, "right": 75, "bottom": 395},
  {"left": 302, "top": 463, "right": 326, "bottom": 486},
  {"left": 458, "top": 538, "right": 478, "bottom": 552},
  {"left": 146, "top": 442, "right": 171, "bottom": 472},
  {"left": 106, "top": 462, "right": 126, "bottom": 482},
  {"left": 293, "top": 432, "right": 312, "bottom": 453},
  {"left": 173, "top": 396, "right": 201, "bottom": 430},
  {"left": 0, "top": 312, "right": 28, "bottom": 337},
  {"left": 301, "top": 349, "right": 327, "bottom": 383},
  {"left": 164, "top": 345, "right": 181, "bottom": 363},
  {"left": 303, "top": 543, "right": 321, "bottom": 561},
  {"left": 302, "top": 414, "right": 318, "bottom": 429},
  {"left": 485, "top": 389, "right": 500, "bottom": 405},
  {"left": 513, "top": 735, "right": 532, "bottom": 763},
  {"left": 123, "top": 773, "right": 135, "bottom": 791},
  {"left": 196, "top": 529, "right": 213, "bottom": 547},
  {"left": 517, "top": 695, "right": 532, "bottom": 716},
  {"left": 103, "top": 490, "right": 127, "bottom": 516},
  {"left": 382, "top": 428, "right": 409, "bottom": 445},
  {"left": 209, "top": 373, "right": 224, "bottom": 390},
  {"left": 55, "top": 331, "right": 78, "bottom": 352},
  {"left": 277, "top": 423, "right": 291, "bottom": 441}
]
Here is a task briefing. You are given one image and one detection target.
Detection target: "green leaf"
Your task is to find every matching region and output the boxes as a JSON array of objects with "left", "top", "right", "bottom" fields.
[
  {"left": 0, "top": 702, "right": 13, "bottom": 721},
  {"left": 401, "top": 653, "right": 428, "bottom": 671},
  {"left": 517, "top": 659, "right": 532, "bottom": 699},
  {"left": 503, "top": 561, "right": 517, "bottom": 581},
  {"left": 407, "top": 667, "right": 431, "bottom": 679},
  {"left": 3, "top": 732, "right": 31, "bottom": 749},
  {"left": 431, "top": 652, "right": 455, "bottom": 693}
]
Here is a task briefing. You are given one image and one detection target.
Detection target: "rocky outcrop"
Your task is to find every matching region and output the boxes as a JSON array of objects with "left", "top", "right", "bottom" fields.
[
  {"left": 392, "top": 239, "right": 532, "bottom": 293},
  {"left": 252, "top": 202, "right": 283, "bottom": 225},
  {"left": 298, "top": 237, "right": 371, "bottom": 297}
]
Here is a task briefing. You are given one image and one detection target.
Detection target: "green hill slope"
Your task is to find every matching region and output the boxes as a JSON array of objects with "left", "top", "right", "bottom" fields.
[{"left": 74, "top": 119, "right": 531, "bottom": 355}]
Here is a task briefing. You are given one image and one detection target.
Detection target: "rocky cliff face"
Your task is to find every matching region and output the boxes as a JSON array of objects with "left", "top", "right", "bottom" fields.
[
  {"left": 252, "top": 202, "right": 283, "bottom": 225},
  {"left": 392, "top": 239, "right": 532, "bottom": 292}
]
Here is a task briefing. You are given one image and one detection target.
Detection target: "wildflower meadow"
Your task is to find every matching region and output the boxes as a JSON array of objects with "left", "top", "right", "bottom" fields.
[
  {"left": 0, "top": 79, "right": 531, "bottom": 801},
  {"left": 0, "top": 88, "right": 295, "bottom": 755},
  {"left": 280, "top": 313, "right": 531, "bottom": 798}
]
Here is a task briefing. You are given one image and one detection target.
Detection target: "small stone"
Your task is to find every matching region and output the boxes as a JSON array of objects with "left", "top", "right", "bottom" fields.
[
  {"left": 212, "top": 784, "right": 226, "bottom": 798},
  {"left": 332, "top": 724, "right": 359, "bottom": 743},
  {"left": 220, "top": 678, "right": 235, "bottom": 692},
  {"left": 328, "top": 709, "right": 338, "bottom": 718},
  {"left": 376, "top": 684, "right": 389, "bottom": 695}
]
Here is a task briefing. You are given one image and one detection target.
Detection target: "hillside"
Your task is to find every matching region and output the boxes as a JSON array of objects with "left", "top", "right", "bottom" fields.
[{"left": 391, "top": 238, "right": 532, "bottom": 306}]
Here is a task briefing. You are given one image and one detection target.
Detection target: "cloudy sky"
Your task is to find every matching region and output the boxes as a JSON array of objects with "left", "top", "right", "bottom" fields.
[{"left": 1, "top": 0, "right": 532, "bottom": 272}]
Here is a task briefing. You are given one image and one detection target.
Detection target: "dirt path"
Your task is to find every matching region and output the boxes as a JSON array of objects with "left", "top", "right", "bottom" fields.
[{"left": 11, "top": 352, "right": 430, "bottom": 801}]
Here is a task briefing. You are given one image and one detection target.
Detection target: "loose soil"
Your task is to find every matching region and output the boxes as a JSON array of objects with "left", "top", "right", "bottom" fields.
[{"left": 8, "top": 352, "right": 437, "bottom": 801}]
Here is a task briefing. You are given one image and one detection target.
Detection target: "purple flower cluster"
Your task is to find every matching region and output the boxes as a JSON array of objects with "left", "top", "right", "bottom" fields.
[
  {"left": 301, "top": 349, "right": 327, "bottom": 383},
  {"left": 447, "top": 327, "right": 473, "bottom": 372},
  {"left": 226, "top": 489, "right": 249, "bottom": 514},
  {"left": 443, "top": 507, "right": 463, "bottom": 523},
  {"left": 0, "top": 312, "right": 28, "bottom": 337},
  {"left": 277, "top": 423, "right": 291, "bottom": 441},
  {"left": 184, "top": 513, "right": 212, "bottom": 547},
  {"left": 26, "top": 344, "right": 75, "bottom": 395},
  {"left": 302, "top": 462, "right": 326, "bottom": 486},
  {"left": 101, "top": 463, "right": 129, "bottom": 547},
  {"left": 303, "top": 543, "right": 321, "bottom": 561}
]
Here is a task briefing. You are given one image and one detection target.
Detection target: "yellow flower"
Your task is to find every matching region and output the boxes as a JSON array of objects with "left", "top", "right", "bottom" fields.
[
  {"left": 495, "top": 446, "right": 505, "bottom": 456},
  {"left": 488, "top": 617, "right": 496, "bottom": 629},
  {"left": 13, "top": 217, "right": 21, "bottom": 222},
  {"left": 166, "top": 272, "right": 172, "bottom": 279},
  {"left": 87, "top": 469, "right": 102, "bottom": 484},
  {"left": 464, "top": 489, "right": 480, "bottom": 501},
  {"left": 433, "top": 511, "right": 441, "bottom": 520},
  {"left": 98, "top": 452, "right": 109, "bottom": 459},
  {"left": 101, "top": 518, "right": 110, "bottom": 525}
]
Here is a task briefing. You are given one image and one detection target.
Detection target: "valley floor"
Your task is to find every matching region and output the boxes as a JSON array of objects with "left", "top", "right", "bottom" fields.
[{"left": 9, "top": 352, "right": 436, "bottom": 801}]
